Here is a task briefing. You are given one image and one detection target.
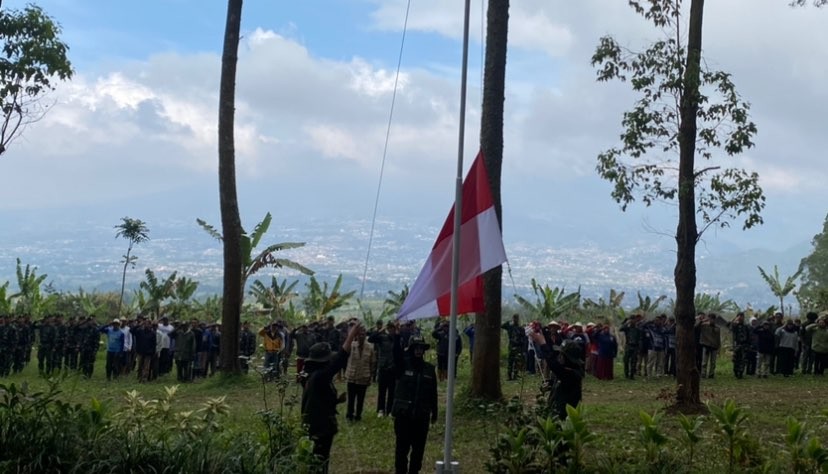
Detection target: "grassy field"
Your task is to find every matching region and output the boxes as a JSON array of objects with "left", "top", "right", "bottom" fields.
[{"left": 2, "top": 350, "right": 827, "bottom": 473}]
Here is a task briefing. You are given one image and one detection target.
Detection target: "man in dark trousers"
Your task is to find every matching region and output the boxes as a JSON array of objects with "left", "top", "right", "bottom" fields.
[
  {"left": 502, "top": 313, "right": 528, "bottom": 381},
  {"left": 300, "top": 322, "right": 360, "bottom": 473},
  {"left": 391, "top": 335, "right": 438, "bottom": 474},
  {"left": 368, "top": 321, "right": 397, "bottom": 417},
  {"left": 529, "top": 331, "right": 584, "bottom": 420}
]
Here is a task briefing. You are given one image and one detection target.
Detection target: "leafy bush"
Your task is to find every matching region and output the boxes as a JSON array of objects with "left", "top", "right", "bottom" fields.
[{"left": 0, "top": 381, "right": 315, "bottom": 474}]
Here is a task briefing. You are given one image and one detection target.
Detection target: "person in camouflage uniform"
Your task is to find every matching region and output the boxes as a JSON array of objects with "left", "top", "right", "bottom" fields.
[
  {"left": 49, "top": 315, "right": 66, "bottom": 375},
  {"left": 502, "top": 313, "right": 528, "bottom": 381},
  {"left": 79, "top": 317, "right": 100, "bottom": 378},
  {"left": 728, "top": 312, "right": 751, "bottom": 379},
  {"left": 35, "top": 316, "right": 54, "bottom": 375},
  {"left": 0, "top": 315, "right": 16, "bottom": 377},
  {"left": 13, "top": 318, "right": 29, "bottom": 374},
  {"left": 620, "top": 314, "right": 643, "bottom": 380},
  {"left": 63, "top": 316, "right": 81, "bottom": 371}
]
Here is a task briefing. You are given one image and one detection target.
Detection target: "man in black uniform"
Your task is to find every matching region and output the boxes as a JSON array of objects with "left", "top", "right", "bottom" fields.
[
  {"left": 530, "top": 331, "right": 584, "bottom": 420},
  {"left": 391, "top": 335, "right": 438, "bottom": 474},
  {"left": 299, "top": 322, "right": 360, "bottom": 473}
]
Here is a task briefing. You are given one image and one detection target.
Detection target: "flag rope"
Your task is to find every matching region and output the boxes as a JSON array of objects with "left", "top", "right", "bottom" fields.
[{"left": 359, "top": 0, "right": 414, "bottom": 301}]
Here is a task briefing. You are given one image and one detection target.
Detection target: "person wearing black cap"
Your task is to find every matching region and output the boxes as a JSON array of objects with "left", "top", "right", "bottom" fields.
[
  {"left": 299, "top": 321, "right": 361, "bottom": 473},
  {"left": 391, "top": 334, "right": 438, "bottom": 474},
  {"left": 529, "top": 331, "right": 584, "bottom": 420}
]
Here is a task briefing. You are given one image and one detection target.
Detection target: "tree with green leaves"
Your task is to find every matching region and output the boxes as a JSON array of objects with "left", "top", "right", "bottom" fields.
[
  {"left": 592, "top": 0, "right": 765, "bottom": 409},
  {"left": 0, "top": 4, "right": 73, "bottom": 157},
  {"left": 114, "top": 217, "right": 150, "bottom": 315},
  {"left": 302, "top": 275, "right": 355, "bottom": 321},
  {"left": 514, "top": 279, "right": 581, "bottom": 323},
  {"left": 198, "top": 211, "right": 312, "bottom": 373},
  {"left": 758, "top": 265, "right": 801, "bottom": 316},
  {"left": 797, "top": 214, "right": 828, "bottom": 311}
]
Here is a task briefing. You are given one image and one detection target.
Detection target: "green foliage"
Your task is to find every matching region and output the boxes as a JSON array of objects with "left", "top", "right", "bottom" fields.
[
  {"left": 591, "top": 0, "right": 764, "bottom": 234},
  {"left": 138, "top": 269, "right": 178, "bottom": 319},
  {"left": 797, "top": 214, "right": 828, "bottom": 311},
  {"left": 0, "top": 381, "right": 315, "bottom": 473},
  {"left": 0, "top": 4, "right": 73, "bottom": 157},
  {"left": 384, "top": 284, "right": 410, "bottom": 316},
  {"left": 0, "top": 281, "right": 11, "bottom": 314},
  {"left": 559, "top": 405, "right": 597, "bottom": 472},
  {"left": 634, "top": 292, "right": 667, "bottom": 317},
  {"left": 249, "top": 277, "right": 299, "bottom": 320},
  {"left": 582, "top": 289, "right": 626, "bottom": 323},
  {"left": 708, "top": 399, "right": 750, "bottom": 473},
  {"left": 10, "top": 258, "right": 54, "bottom": 316},
  {"left": 514, "top": 279, "right": 581, "bottom": 322},
  {"left": 669, "top": 292, "right": 738, "bottom": 316},
  {"left": 677, "top": 413, "right": 704, "bottom": 465},
  {"left": 197, "top": 212, "right": 313, "bottom": 308},
  {"left": 639, "top": 410, "right": 669, "bottom": 465},
  {"left": 302, "top": 274, "right": 356, "bottom": 321},
  {"left": 757, "top": 264, "right": 801, "bottom": 315}
]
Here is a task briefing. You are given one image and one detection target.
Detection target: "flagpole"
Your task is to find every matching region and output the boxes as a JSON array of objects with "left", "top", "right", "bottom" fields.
[{"left": 439, "top": 0, "right": 472, "bottom": 472}]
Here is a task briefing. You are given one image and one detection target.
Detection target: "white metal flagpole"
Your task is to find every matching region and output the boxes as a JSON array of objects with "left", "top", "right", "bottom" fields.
[{"left": 437, "top": 0, "right": 472, "bottom": 472}]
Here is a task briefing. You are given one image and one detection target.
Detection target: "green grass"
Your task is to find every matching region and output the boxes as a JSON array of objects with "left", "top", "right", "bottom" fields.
[{"left": 3, "top": 351, "right": 828, "bottom": 473}]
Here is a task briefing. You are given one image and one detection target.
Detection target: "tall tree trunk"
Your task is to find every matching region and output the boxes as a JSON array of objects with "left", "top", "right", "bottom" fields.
[
  {"left": 118, "top": 243, "right": 132, "bottom": 316},
  {"left": 674, "top": 0, "right": 704, "bottom": 409},
  {"left": 471, "top": 0, "right": 509, "bottom": 400},
  {"left": 218, "top": 0, "right": 243, "bottom": 375}
]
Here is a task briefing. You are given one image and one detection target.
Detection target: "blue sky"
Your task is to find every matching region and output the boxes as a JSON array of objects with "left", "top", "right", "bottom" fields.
[{"left": 1, "top": 0, "right": 826, "bottom": 261}]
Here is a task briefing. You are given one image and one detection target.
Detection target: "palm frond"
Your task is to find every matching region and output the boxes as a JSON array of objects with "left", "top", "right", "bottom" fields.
[
  {"left": 250, "top": 212, "right": 272, "bottom": 250},
  {"left": 196, "top": 218, "right": 223, "bottom": 241}
]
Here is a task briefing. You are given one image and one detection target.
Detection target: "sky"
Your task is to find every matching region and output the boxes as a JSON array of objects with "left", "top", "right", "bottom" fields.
[{"left": 1, "top": 0, "right": 826, "bottom": 261}]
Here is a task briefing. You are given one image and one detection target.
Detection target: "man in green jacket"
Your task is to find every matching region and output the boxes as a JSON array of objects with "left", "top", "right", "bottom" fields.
[
  {"left": 805, "top": 315, "right": 828, "bottom": 376},
  {"left": 172, "top": 320, "right": 197, "bottom": 382}
]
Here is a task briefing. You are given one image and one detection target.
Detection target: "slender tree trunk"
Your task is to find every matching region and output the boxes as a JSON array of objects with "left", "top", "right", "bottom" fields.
[
  {"left": 472, "top": 0, "right": 509, "bottom": 400},
  {"left": 674, "top": 0, "right": 705, "bottom": 409},
  {"left": 218, "top": 0, "right": 244, "bottom": 375},
  {"left": 118, "top": 243, "right": 133, "bottom": 316}
]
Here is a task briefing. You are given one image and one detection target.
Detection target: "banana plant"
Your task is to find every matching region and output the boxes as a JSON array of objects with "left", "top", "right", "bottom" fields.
[
  {"left": 383, "top": 284, "right": 410, "bottom": 316},
  {"left": 11, "top": 258, "right": 52, "bottom": 316},
  {"left": 139, "top": 269, "right": 177, "bottom": 319},
  {"left": 634, "top": 292, "right": 667, "bottom": 317},
  {"left": 197, "top": 212, "right": 313, "bottom": 308},
  {"left": 192, "top": 294, "right": 222, "bottom": 323},
  {"left": 582, "top": 288, "right": 625, "bottom": 322},
  {"left": 0, "top": 281, "right": 11, "bottom": 314},
  {"left": 514, "top": 279, "right": 581, "bottom": 322},
  {"left": 758, "top": 265, "right": 802, "bottom": 317},
  {"left": 249, "top": 277, "right": 299, "bottom": 320},
  {"left": 76, "top": 289, "right": 113, "bottom": 320},
  {"left": 167, "top": 276, "right": 199, "bottom": 320},
  {"left": 302, "top": 274, "right": 356, "bottom": 320}
]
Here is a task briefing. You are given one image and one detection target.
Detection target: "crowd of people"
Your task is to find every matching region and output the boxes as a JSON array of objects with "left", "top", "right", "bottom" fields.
[{"left": 2, "top": 309, "right": 827, "bottom": 473}]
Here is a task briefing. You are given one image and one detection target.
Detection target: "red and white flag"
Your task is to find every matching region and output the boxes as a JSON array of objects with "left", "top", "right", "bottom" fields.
[{"left": 397, "top": 151, "right": 508, "bottom": 321}]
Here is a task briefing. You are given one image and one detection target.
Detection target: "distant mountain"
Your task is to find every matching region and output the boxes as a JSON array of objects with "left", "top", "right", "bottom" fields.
[{"left": 0, "top": 215, "right": 810, "bottom": 311}]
